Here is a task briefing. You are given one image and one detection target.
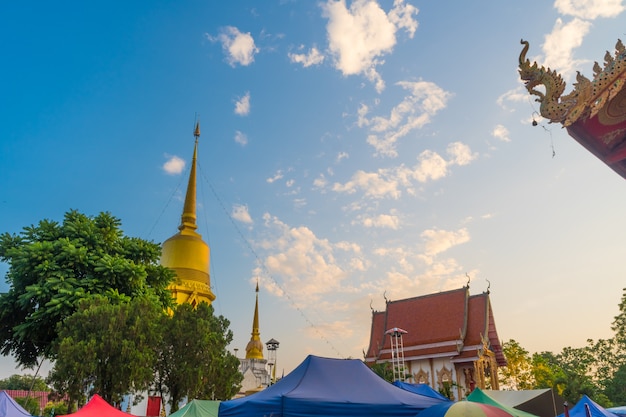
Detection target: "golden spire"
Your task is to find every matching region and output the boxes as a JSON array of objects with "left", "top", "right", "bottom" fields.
[
  {"left": 245, "top": 281, "right": 264, "bottom": 359},
  {"left": 179, "top": 122, "right": 200, "bottom": 234},
  {"left": 161, "top": 121, "right": 215, "bottom": 306}
]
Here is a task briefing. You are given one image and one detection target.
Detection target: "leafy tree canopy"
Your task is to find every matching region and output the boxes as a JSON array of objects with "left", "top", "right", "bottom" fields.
[
  {"left": 0, "top": 373, "right": 49, "bottom": 391},
  {"left": 499, "top": 339, "right": 534, "bottom": 390},
  {"left": 155, "top": 302, "right": 242, "bottom": 411},
  {"left": 48, "top": 295, "right": 166, "bottom": 406},
  {"left": 0, "top": 210, "right": 174, "bottom": 367}
]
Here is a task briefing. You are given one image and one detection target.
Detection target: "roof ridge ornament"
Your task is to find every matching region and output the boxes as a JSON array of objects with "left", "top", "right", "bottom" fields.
[{"left": 519, "top": 39, "right": 626, "bottom": 127}]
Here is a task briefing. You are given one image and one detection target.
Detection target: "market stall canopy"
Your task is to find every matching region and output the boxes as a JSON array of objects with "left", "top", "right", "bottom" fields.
[
  {"left": 391, "top": 381, "right": 450, "bottom": 402},
  {"left": 467, "top": 388, "right": 538, "bottom": 417},
  {"left": 418, "top": 400, "right": 517, "bottom": 417},
  {"left": 219, "top": 355, "right": 448, "bottom": 417},
  {"left": 556, "top": 395, "right": 619, "bottom": 417},
  {"left": 518, "top": 39, "right": 626, "bottom": 179},
  {"left": 608, "top": 406, "right": 626, "bottom": 416},
  {"left": 64, "top": 394, "right": 138, "bottom": 417},
  {"left": 168, "top": 400, "right": 220, "bottom": 417},
  {"left": 0, "top": 391, "right": 31, "bottom": 417},
  {"left": 477, "top": 389, "right": 564, "bottom": 417}
]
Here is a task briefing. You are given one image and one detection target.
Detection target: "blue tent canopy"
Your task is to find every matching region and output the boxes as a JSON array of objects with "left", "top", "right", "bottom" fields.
[
  {"left": 607, "top": 406, "right": 626, "bottom": 417},
  {"left": 0, "top": 391, "right": 32, "bottom": 417},
  {"left": 219, "top": 355, "right": 448, "bottom": 417},
  {"left": 391, "top": 381, "right": 450, "bottom": 402},
  {"left": 557, "top": 395, "right": 619, "bottom": 417}
]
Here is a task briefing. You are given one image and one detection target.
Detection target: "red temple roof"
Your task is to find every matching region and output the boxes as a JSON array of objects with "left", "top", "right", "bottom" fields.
[{"left": 364, "top": 287, "right": 505, "bottom": 366}]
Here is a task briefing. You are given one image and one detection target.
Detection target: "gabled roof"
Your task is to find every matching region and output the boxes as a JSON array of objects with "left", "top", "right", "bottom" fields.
[{"left": 365, "top": 287, "right": 505, "bottom": 366}]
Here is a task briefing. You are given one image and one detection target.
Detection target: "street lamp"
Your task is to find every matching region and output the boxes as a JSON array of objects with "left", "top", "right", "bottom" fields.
[{"left": 266, "top": 338, "right": 280, "bottom": 385}]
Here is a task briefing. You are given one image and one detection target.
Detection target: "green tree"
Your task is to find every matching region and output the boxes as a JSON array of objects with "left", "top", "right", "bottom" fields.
[
  {"left": 602, "top": 288, "right": 626, "bottom": 404},
  {"left": 0, "top": 373, "right": 49, "bottom": 391},
  {"left": 552, "top": 346, "right": 598, "bottom": 405},
  {"left": 0, "top": 210, "right": 174, "bottom": 368},
  {"left": 155, "top": 302, "right": 242, "bottom": 411},
  {"left": 14, "top": 396, "right": 41, "bottom": 416},
  {"left": 47, "top": 295, "right": 166, "bottom": 406},
  {"left": 368, "top": 362, "right": 394, "bottom": 382},
  {"left": 499, "top": 339, "right": 535, "bottom": 390},
  {"left": 42, "top": 400, "right": 69, "bottom": 417},
  {"left": 531, "top": 351, "right": 562, "bottom": 389}
]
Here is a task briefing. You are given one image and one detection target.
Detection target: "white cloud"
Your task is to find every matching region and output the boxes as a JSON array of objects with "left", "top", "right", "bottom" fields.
[
  {"left": 446, "top": 142, "right": 478, "bottom": 166},
  {"left": 492, "top": 124, "right": 511, "bottom": 142},
  {"left": 323, "top": 0, "right": 419, "bottom": 92},
  {"left": 289, "top": 47, "right": 325, "bottom": 67},
  {"left": 234, "top": 131, "right": 248, "bottom": 146},
  {"left": 235, "top": 92, "right": 251, "bottom": 116},
  {"left": 421, "top": 227, "right": 470, "bottom": 257},
  {"left": 336, "top": 152, "right": 349, "bottom": 162},
  {"left": 332, "top": 142, "right": 476, "bottom": 197},
  {"left": 232, "top": 204, "right": 253, "bottom": 224},
  {"left": 267, "top": 170, "right": 284, "bottom": 183},
  {"left": 163, "top": 155, "right": 185, "bottom": 175},
  {"left": 364, "top": 81, "right": 451, "bottom": 157},
  {"left": 542, "top": 18, "right": 591, "bottom": 76},
  {"left": 256, "top": 213, "right": 357, "bottom": 303},
  {"left": 497, "top": 87, "right": 528, "bottom": 111},
  {"left": 412, "top": 150, "right": 448, "bottom": 183},
  {"left": 361, "top": 213, "right": 400, "bottom": 229},
  {"left": 332, "top": 168, "right": 406, "bottom": 199},
  {"left": 554, "top": 0, "right": 625, "bottom": 19},
  {"left": 213, "top": 26, "right": 259, "bottom": 67}
]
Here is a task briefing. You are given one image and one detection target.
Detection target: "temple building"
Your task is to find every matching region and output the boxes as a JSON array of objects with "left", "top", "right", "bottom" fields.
[
  {"left": 160, "top": 122, "right": 216, "bottom": 306},
  {"left": 236, "top": 282, "right": 272, "bottom": 396},
  {"left": 364, "top": 286, "right": 506, "bottom": 400},
  {"left": 518, "top": 39, "right": 626, "bottom": 179}
]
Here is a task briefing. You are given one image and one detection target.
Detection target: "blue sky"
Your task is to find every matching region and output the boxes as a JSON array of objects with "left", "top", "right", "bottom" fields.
[{"left": 2, "top": 0, "right": 626, "bottom": 379}]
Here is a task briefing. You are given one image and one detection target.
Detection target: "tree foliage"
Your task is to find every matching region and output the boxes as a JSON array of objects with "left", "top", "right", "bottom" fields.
[
  {"left": 14, "top": 396, "right": 41, "bottom": 416},
  {"left": 154, "top": 302, "right": 242, "bottom": 411},
  {"left": 43, "top": 400, "right": 69, "bottom": 417},
  {"left": 369, "top": 362, "right": 394, "bottom": 383},
  {"left": 0, "top": 210, "right": 174, "bottom": 367},
  {"left": 0, "top": 373, "right": 49, "bottom": 391},
  {"left": 47, "top": 295, "right": 165, "bottom": 406},
  {"left": 499, "top": 339, "right": 535, "bottom": 390}
]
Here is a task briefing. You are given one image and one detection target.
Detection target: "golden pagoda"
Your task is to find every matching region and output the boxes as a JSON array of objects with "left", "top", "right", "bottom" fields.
[
  {"left": 160, "top": 122, "right": 216, "bottom": 307},
  {"left": 245, "top": 281, "right": 264, "bottom": 360}
]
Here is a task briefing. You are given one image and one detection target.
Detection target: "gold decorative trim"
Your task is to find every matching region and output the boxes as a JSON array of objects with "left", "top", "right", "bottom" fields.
[{"left": 519, "top": 39, "right": 626, "bottom": 127}]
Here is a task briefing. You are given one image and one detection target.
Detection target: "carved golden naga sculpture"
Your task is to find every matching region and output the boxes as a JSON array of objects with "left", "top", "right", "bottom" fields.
[{"left": 518, "top": 39, "right": 626, "bottom": 127}]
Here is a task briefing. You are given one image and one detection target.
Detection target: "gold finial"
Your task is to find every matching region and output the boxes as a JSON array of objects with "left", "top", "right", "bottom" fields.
[{"left": 179, "top": 126, "right": 199, "bottom": 233}]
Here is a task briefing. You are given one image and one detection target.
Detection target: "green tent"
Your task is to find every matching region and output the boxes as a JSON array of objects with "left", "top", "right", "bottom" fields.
[
  {"left": 467, "top": 388, "right": 538, "bottom": 417},
  {"left": 167, "top": 400, "right": 220, "bottom": 417}
]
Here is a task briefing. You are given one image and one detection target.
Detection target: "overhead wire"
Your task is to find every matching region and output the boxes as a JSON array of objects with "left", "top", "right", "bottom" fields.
[{"left": 196, "top": 165, "right": 346, "bottom": 359}]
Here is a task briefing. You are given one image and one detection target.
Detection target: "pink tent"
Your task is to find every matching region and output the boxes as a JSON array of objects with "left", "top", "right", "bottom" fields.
[{"left": 65, "top": 394, "right": 137, "bottom": 417}]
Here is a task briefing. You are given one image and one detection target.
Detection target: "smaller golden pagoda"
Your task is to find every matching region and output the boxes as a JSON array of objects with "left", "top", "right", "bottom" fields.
[
  {"left": 161, "top": 122, "right": 216, "bottom": 307},
  {"left": 245, "top": 281, "right": 264, "bottom": 360}
]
